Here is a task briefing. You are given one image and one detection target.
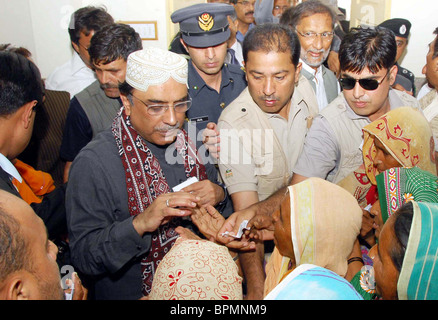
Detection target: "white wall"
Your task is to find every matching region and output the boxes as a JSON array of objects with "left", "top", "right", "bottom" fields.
[
  {"left": 0, "top": 0, "right": 436, "bottom": 79},
  {"left": 0, "top": 0, "right": 169, "bottom": 78},
  {"left": 0, "top": 0, "right": 36, "bottom": 58}
]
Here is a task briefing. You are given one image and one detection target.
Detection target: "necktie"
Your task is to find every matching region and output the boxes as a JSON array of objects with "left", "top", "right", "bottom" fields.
[{"left": 227, "top": 48, "right": 239, "bottom": 66}]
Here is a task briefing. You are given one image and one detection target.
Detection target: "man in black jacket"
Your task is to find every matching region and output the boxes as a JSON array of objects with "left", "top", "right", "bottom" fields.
[{"left": 0, "top": 52, "right": 67, "bottom": 248}]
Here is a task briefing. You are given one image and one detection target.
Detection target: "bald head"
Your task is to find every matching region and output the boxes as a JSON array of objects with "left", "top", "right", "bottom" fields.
[{"left": 0, "top": 190, "right": 63, "bottom": 300}]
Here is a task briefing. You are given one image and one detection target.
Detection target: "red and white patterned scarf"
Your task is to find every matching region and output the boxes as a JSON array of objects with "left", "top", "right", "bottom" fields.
[{"left": 112, "top": 108, "right": 207, "bottom": 295}]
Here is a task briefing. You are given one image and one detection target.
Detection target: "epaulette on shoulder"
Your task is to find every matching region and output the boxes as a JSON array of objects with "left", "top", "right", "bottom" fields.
[{"left": 225, "top": 63, "right": 246, "bottom": 74}]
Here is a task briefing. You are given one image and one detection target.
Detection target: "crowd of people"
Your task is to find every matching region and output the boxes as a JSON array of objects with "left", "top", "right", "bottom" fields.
[{"left": 0, "top": 0, "right": 437, "bottom": 301}]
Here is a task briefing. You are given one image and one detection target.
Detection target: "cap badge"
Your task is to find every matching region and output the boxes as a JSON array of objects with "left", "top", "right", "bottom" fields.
[
  {"left": 198, "top": 13, "right": 214, "bottom": 32},
  {"left": 400, "top": 24, "right": 407, "bottom": 35}
]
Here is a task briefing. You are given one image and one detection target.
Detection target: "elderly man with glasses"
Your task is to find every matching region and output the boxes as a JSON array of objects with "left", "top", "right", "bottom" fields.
[
  {"left": 289, "top": 26, "right": 418, "bottom": 187},
  {"left": 65, "top": 47, "right": 232, "bottom": 300},
  {"left": 280, "top": 0, "right": 340, "bottom": 111}
]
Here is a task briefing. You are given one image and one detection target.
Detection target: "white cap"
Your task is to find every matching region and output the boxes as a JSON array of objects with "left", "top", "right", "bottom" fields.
[{"left": 125, "top": 47, "right": 188, "bottom": 92}]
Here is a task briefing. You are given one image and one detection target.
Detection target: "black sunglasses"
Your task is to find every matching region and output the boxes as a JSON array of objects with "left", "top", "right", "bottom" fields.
[{"left": 339, "top": 69, "right": 390, "bottom": 91}]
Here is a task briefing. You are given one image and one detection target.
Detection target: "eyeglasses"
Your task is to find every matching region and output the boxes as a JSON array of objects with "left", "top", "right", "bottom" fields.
[
  {"left": 273, "top": 5, "right": 290, "bottom": 11},
  {"left": 339, "top": 69, "right": 390, "bottom": 91},
  {"left": 296, "top": 30, "right": 334, "bottom": 41},
  {"left": 236, "top": 1, "right": 256, "bottom": 7},
  {"left": 131, "top": 94, "right": 192, "bottom": 116}
]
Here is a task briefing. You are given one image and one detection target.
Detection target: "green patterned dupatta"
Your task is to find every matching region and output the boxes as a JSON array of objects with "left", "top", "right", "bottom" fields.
[
  {"left": 397, "top": 201, "right": 438, "bottom": 300},
  {"left": 376, "top": 167, "right": 438, "bottom": 224}
]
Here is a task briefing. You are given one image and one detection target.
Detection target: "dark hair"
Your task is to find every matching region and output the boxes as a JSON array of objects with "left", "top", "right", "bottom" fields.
[
  {"left": 339, "top": 27, "right": 397, "bottom": 74},
  {"left": 242, "top": 23, "right": 301, "bottom": 66},
  {"left": 0, "top": 208, "right": 29, "bottom": 282},
  {"left": 390, "top": 201, "right": 414, "bottom": 272},
  {"left": 279, "top": 0, "right": 336, "bottom": 29},
  {"left": 229, "top": 0, "right": 238, "bottom": 4},
  {"left": 433, "top": 27, "right": 438, "bottom": 59},
  {"left": 68, "top": 6, "right": 114, "bottom": 45},
  {"left": 119, "top": 81, "right": 134, "bottom": 97},
  {"left": 0, "top": 52, "right": 44, "bottom": 116},
  {"left": 89, "top": 23, "right": 143, "bottom": 66},
  {"left": 0, "top": 44, "right": 32, "bottom": 59}
]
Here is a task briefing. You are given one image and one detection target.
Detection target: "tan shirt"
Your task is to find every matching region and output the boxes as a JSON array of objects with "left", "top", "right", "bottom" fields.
[
  {"left": 217, "top": 76, "right": 317, "bottom": 200},
  {"left": 293, "top": 89, "right": 419, "bottom": 183}
]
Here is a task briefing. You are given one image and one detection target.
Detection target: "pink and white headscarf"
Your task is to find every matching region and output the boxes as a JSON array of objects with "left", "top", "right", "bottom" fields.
[{"left": 149, "top": 238, "right": 243, "bottom": 300}]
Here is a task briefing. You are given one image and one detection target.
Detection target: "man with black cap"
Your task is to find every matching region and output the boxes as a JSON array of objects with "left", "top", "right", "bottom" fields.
[
  {"left": 172, "top": 3, "right": 247, "bottom": 132},
  {"left": 378, "top": 18, "right": 416, "bottom": 95}
]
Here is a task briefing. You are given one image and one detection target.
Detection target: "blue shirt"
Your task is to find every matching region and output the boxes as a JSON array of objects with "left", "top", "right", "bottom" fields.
[
  {"left": 236, "top": 23, "right": 255, "bottom": 44},
  {"left": 187, "top": 60, "right": 247, "bottom": 131}
]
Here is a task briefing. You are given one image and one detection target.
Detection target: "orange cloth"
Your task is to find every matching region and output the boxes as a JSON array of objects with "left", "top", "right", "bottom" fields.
[{"left": 12, "top": 159, "right": 56, "bottom": 204}]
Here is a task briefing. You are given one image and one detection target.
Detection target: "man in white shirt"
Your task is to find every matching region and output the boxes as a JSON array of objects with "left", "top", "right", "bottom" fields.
[
  {"left": 45, "top": 6, "right": 114, "bottom": 99},
  {"left": 280, "top": 0, "right": 339, "bottom": 110}
]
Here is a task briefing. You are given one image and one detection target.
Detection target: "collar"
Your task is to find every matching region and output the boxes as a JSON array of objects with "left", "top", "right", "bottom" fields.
[
  {"left": 71, "top": 51, "right": 93, "bottom": 76},
  {"left": 188, "top": 61, "right": 233, "bottom": 97},
  {"left": 300, "top": 60, "right": 324, "bottom": 80},
  {"left": 236, "top": 23, "right": 255, "bottom": 43},
  {"left": 0, "top": 153, "right": 22, "bottom": 183}
]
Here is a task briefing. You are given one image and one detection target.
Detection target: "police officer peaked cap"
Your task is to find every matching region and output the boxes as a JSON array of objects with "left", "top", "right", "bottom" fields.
[
  {"left": 378, "top": 18, "right": 411, "bottom": 38},
  {"left": 171, "top": 3, "right": 235, "bottom": 48}
]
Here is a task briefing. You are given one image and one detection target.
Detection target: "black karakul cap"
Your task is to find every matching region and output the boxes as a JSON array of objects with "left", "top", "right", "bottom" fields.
[
  {"left": 378, "top": 18, "right": 411, "bottom": 38},
  {"left": 171, "top": 3, "right": 235, "bottom": 48}
]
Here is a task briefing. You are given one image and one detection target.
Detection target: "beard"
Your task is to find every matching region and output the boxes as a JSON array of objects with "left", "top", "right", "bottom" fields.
[{"left": 301, "top": 47, "right": 330, "bottom": 68}]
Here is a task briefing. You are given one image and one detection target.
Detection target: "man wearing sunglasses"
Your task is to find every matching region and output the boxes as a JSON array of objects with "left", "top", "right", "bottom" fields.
[
  {"left": 65, "top": 48, "right": 232, "bottom": 300},
  {"left": 290, "top": 26, "right": 418, "bottom": 186}
]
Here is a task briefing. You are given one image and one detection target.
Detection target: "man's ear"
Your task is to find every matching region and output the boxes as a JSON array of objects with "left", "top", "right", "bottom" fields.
[
  {"left": 388, "top": 64, "right": 398, "bottom": 86},
  {"left": 21, "top": 100, "right": 37, "bottom": 130},
  {"left": 0, "top": 273, "right": 31, "bottom": 300},
  {"left": 120, "top": 94, "right": 132, "bottom": 116},
  {"left": 71, "top": 41, "right": 80, "bottom": 54},
  {"left": 180, "top": 39, "right": 189, "bottom": 53},
  {"left": 295, "top": 62, "right": 302, "bottom": 85}
]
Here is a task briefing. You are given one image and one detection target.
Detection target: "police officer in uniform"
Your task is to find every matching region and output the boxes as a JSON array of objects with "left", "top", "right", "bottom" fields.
[
  {"left": 171, "top": 3, "right": 247, "bottom": 132},
  {"left": 379, "top": 18, "right": 416, "bottom": 96}
]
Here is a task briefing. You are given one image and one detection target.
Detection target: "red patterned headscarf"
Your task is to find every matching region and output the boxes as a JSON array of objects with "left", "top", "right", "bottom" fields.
[
  {"left": 362, "top": 106, "right": 436, "bottom": 185},
  {"left": 112, "top": 107, "right": 207, "bottom": 295}
]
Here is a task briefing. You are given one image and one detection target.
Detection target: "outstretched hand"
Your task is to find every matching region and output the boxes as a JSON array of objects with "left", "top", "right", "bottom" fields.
[
  {"left": 216, "top": 208, "right": 257, "bottom": 251},
  {"left": 191, "top": 204, "right": 225, "bottom": 242}
]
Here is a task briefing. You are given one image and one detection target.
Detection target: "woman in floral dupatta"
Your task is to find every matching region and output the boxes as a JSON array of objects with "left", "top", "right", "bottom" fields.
[
  {"left": 369, "top": 200, "right": 438, "bottom": 300},
  {"left": 362, "top": 106, "right": 437, "bottom": 187},
  {"left": 351, "top": 166, "right": 438, "bottom": 299}
]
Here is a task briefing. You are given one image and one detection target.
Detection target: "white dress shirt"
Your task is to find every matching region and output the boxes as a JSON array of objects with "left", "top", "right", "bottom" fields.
[
  {"left": 0, "top": 153, "right": 22, "bottom": 183},
  {"left": 45, "top": 52, "right": 97, "bottom": 99},
  {"left": 301, "top": 61, "right": 329, "bottom": 111}
]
